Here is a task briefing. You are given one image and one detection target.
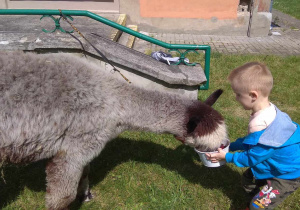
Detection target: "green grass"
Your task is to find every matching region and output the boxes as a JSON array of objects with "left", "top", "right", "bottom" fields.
[
  {"left": 273, "top": 0, "right": 300, "bottom": 20},
  {"left": 1, "top": 54, "right": 300, "bottom": 209}
]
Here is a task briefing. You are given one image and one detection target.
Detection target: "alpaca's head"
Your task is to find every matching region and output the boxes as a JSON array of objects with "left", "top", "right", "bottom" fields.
[{"left": 176, "top": 89, "right": 227, "bottom": 152}]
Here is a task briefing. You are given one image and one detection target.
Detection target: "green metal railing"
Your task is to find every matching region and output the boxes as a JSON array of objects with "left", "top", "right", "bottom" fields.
[{"left": 0, "top": 9, "right": 210, "bottom": 90}]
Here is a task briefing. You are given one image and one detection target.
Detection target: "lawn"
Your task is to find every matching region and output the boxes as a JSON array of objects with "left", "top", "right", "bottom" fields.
[
  {"left": 1, "top": 53, "right": 300, "bottom": 209},
  {"left": 273, "top": 0, "right": 300, "bottom": 20}
]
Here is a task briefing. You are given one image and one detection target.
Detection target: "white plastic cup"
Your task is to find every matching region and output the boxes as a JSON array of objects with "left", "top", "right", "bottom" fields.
[{"left": 194, "top": 139, "right": 230, "bottom": 167}]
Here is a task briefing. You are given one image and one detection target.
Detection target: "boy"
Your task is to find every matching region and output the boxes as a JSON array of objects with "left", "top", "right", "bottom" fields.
[{"left": 206, "top": 62, "right": 300, "bottom": 209}]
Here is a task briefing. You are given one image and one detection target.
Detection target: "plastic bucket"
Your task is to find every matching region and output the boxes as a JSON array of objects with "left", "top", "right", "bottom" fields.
[{"left": 194, "top": 139, "right": 230, "bottom": 167}]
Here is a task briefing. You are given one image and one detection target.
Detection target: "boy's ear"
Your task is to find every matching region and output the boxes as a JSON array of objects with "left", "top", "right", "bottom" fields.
[{"left": 250, "top": 91, "right": 258, "bottom": 100}]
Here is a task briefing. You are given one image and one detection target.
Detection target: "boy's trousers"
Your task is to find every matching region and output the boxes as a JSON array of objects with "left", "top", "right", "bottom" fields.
[{"left": 242, "top": 168, "right": 300, "bottom": 209}]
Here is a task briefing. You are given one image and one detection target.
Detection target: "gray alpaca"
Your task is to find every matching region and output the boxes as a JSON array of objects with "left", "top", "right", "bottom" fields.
[{"left": 0, "top": 51, "right": 227, "bottom": 209}]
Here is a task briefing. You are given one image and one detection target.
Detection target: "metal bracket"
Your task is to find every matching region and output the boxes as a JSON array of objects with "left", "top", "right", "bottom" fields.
[
  {"left": 168, "top": 49, "right": 199, "bottom": 66},
  {"left": 40, "top": 15, "right": 74, "bottom": 33}
]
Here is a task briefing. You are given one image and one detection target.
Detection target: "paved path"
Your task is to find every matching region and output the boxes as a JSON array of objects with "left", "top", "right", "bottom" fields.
[
  {"left": 133, "top": 9, "right": 300, "bottom": 56},
  {"left": 134, "top": 32, "right": 300, "bottom": 56}
]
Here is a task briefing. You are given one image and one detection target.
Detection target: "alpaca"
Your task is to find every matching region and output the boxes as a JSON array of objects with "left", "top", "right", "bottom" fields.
[{"left": 0, "top": 51, "right": 227, "bottom": 209}]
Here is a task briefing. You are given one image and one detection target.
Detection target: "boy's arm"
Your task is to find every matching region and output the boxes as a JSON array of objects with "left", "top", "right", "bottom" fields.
[
  {"left": 229, "top": 137, "right": 246, "bottom": 151},
  {"left": 225, "top": 144, "right": 276, "bottom": 167},
  {"left": 206, "top": 137, "right": 247, "bottom": 163}
]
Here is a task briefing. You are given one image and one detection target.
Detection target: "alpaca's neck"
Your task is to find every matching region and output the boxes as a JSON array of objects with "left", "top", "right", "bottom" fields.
[{"left": 120, "top": 89, "right": 191, "bottom": 136}]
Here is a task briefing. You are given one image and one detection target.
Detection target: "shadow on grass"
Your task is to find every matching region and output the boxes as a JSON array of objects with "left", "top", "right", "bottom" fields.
[
  {"left": 76, "top": 137, "right": 249, "bottom": 209},
  {"left": 0, "top": 159, "right": 47, "bottom": 208},
  {"left": 0, "top": 137, "right": 248, "bottom": 209}
]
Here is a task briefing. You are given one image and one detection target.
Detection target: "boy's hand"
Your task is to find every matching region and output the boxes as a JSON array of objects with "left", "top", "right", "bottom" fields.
[{"left": 205, "top": 148, "right": 226, "bottom": 163}]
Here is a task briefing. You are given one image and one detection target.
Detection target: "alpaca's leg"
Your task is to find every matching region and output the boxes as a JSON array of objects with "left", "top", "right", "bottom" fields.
[
  {"left": 77, "top": 164, "right": 93, "bottom": 202},
  {"left": 45, "top": 132, "right": 108, "bottom": 209},
  {"left": 45, "top": 151, "right": 84, "bottom": 210}
]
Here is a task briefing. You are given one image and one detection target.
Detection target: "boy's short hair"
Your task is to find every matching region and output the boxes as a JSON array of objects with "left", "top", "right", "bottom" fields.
[{"left": 228, "top": 62, "right": 273, "bottom": 97}]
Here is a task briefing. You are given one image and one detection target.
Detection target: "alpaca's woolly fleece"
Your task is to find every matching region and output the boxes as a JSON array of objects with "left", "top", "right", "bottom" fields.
[{"left": 0, "top": 51, "right": 227, "bottom": 209}]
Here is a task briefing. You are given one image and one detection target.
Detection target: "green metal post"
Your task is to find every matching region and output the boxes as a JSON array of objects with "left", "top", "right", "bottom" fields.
[{"left": 200, "top": 47, "right": 210, "bottom": 90}]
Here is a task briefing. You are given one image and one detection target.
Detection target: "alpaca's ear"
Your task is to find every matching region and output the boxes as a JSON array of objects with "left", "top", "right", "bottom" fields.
[{"left": 204, "top": 89, "right": 223, "bottom": 106}]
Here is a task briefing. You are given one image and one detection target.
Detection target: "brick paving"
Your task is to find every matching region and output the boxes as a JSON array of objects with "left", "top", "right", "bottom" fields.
[
  {"left": 133, "top": 10, "right": 300, "bottom": 56},
  {"left": 133, "top": 32, "right": 300, "bottom": 56}
]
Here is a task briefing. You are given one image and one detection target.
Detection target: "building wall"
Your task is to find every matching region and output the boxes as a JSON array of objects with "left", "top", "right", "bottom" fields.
[
  {"left": 0, "top": 0, "right": 272, "bottom": 37},
  {"left": 121, "top": 0, "right": 272, "bottom": 37},
  {"left": 139, "top": 0, "right": 239, "bottom": 19},
  {"left": 0, "top": 0, "right": 119, "bottom": 12},
  {"left": 0, "top": 0, "right": 8, "bottom": 9},
  {"left": 258, "top": 0, "right": 272, "bottom": 12}
]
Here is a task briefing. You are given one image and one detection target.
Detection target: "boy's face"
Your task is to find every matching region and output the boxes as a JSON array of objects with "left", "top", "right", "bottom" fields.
[{"left": 231, "top": 85, "right": 254, "bottom": 110}]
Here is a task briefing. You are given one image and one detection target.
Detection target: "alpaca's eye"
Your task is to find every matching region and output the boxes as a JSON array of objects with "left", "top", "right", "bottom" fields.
[{"left": 187, "top": 117, "right": 199, "bottom": 133}]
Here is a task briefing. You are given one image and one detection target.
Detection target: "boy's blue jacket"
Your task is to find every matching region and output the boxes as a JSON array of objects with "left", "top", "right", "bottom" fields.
[{"left": 225, "top": 106, "right": 300, "bottom": 180}]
